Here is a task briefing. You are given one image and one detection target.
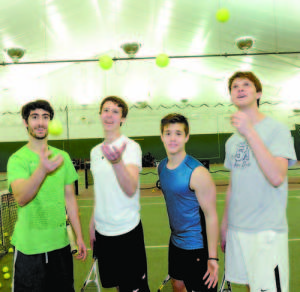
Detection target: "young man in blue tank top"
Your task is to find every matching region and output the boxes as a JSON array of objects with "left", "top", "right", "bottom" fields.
[{"left": 158, "top": 113, "right": 219, "bottom": 292}]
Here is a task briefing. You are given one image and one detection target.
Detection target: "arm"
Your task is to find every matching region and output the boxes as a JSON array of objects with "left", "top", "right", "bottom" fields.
[
  {"left": 89, "top": 209, "right": 96, "bottom": 250},
  {"left": 65, "top": 184, "right": 87, "bottom": 260},
  {"left": 221, "top": 179, "right": 232, "bottom": 252},
  {"left": 232, "top": 112, "right": 288, "bottom": 187},
  {"left": 11, "top": 145, "right": 63, "bottom": 206},
  {"left": 102, "top": 143, "right": 140, "bottom": 197},
  {"left": 112, "top": 162, "right": 139, "bottom": 197},
  {"left": 244, "top": 127, "right": 288, "bottom": 187},
  {"left": 190, "top": 166, "right": 219, "bottom": 288}
]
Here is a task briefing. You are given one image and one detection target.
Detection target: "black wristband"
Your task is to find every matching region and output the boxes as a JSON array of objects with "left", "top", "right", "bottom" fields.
[{"left": 208, "top": 257, "right": 219, "bottom": 261}]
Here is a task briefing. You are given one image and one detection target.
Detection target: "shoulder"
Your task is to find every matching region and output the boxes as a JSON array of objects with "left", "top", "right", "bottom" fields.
[
  {"left": 91, "top": 142, "right": 103, "bottom": 155},
  {"left": 123, "top": 136, "right": 141, "bottom": 150},
  {"left": 184, "top": 155, "right": 202, "bottom": 169},
  {"left": 8, "top": 146, "right": 28, "bottom": 162},
  {"left": 158, "top": 157, "right": 168, "bottom": 173}
]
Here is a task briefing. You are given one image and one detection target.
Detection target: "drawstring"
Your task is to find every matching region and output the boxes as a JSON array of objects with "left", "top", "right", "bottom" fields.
[{"left": 45, "top": 252, "right": 48, "bottom": 264}]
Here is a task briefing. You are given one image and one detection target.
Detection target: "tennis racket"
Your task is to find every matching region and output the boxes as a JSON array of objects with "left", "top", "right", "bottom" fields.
[
  {"left": 80, "top": 254, "right": 101, "bottom": 291},
  {"left": 66, "top": 215, "right": 78, "bottom": 254},
  {"left": 218, "top": 263, "right": 232, "bottom": 292},
  {"left": 157, "top": 275, "right": 172, "bottom": 291}
]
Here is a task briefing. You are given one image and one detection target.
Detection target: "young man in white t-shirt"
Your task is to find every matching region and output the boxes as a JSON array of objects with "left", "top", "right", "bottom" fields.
[
  {"left": 221, "top": 71, "right": 296, "bottom": 292},
  {"left": 89, "top": 96, "right": 150, "bottom": 292}
]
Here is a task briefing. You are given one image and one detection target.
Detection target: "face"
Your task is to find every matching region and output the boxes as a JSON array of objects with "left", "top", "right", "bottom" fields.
[
  {"left": 161, "top": 123, "right": 189, "bottom": 156},
  {"left": 230, "top": 78, "right": 261, "bottom": 109},
  {"left": 24, "top": 109, "right": 50, "bottom": 140},
  {"left": 100, "top": 101, "right": 125, "bottom": 132}
]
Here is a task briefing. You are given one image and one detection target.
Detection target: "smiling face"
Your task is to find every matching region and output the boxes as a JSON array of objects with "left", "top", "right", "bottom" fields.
[
  {"left": 100, "top": 101, "right": 125, "bottom": 133},
  {"left": 24, "top": 108, "right": 50, "bottom": 140},
  {"left": 161, "top": 123, "right": 189, "bottom": 156},
  {"left": 230, "top": 77, "right": 262, "bottom": 109}
]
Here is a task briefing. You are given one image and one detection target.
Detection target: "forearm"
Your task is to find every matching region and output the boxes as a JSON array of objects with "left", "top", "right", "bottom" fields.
[
  {"left": 65, "top": 190, "right": 83, "bottom": 240},
  {"left": 112, "top": 161, "right": 138, "bottom": 197},
  {"left": 246, "top": 128, "right": 287, "bottom": 186},
  {"left": 12, "top": 166, "right": 47, "bottom": 206},
  {"left": 205, "top": 211, "right": 219, "bottom": 258}
]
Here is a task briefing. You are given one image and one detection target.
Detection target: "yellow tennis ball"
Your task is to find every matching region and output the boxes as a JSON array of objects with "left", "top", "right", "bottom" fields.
[
  {"left": 2, "top": 267, "right": 8, "bottom": 273},
  {"left": 8, "top": 248, "right": 13, "bottom": 253},
  {"left": 99, "top": 55, "right": 113, "bottom": 70},
  {"left": 156, "top": 53, "right": 170, "bottom": 68},
  {"left": 3, "top": 273, "right": 10, "bottom": 280},
  {"left": 216, "top": 8, "right": 230, "bottom": 22},
  {"left": 48, "top": 120, "right": 63, "bottom": 136}
]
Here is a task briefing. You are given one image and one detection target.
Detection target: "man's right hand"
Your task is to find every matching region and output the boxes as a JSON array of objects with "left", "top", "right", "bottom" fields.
[{"left": 39, "top": 144, "right": 63, "bottom": 174}]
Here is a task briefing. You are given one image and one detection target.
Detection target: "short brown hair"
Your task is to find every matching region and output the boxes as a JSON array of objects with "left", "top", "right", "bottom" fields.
[
  {"left": 160, "top": 113, "right": 189, "bottom": 136},
  {"left": 228, "top": 71, "right": 262, "bottom": 107},
  {"left": 99, "top": 96, "right": 128, "bottom": 118},
  {"left": 21, "top": 99, "right": 54, "bottom": 123}
]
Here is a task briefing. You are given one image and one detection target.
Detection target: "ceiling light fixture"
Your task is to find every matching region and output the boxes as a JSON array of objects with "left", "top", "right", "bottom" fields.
[
  {"left": 4, "top": 47, "right": 26, "bottom": 63},
  {"left": 121, "top": 42, "right": 141, "bottom": 58},
  {"left": 235, "top": 36, "right": 255, "bottom": 51}
]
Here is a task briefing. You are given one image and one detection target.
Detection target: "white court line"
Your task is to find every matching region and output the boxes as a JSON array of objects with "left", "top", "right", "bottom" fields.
[
  {"left": 79, "top": 195, "right": 300, "bottom": 208},
  {"left": 85, "top": 238, "right": 300, "bottom": 252}
]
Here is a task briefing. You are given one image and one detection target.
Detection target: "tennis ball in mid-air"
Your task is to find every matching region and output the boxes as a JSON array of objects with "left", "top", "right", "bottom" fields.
[
  {"left": 99, "top": 55, "right": 113, "bottom": 70},
  {"left": 2, "top": 267, "right": 8, "bottom": 273},
  {"left": 216, "top": 8, "right": 230, "bottom": 22},
  {"left": 8, "top": 248, "right": 13, "bottom": 253},
  {"left": 3, "top": 273, "right": 10, "bottom": 280},
  {"left": 156, "top": 53, "right": 170, "bottom": 68},
  {"left": 48, "top": 120, "right": 63, "bottom": 136}
]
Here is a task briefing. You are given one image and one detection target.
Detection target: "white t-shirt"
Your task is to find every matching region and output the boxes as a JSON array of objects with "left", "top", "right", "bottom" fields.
[{"left": 90, "top": 135, "right": 142, "bottom": 236}]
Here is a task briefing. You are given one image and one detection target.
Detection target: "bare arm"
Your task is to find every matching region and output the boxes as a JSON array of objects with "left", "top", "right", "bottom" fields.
[
  {"left": 221, "top": 179, "right": 232, "bottom": 252},
  {"left": 11, "top": 145, "right": 63, "bottom": 206},
  {"left": 65, "top": 184, "right": 87, "bottom": 260},
  {"left": 191, "top": 166, "right": 219, "bottom": 288},
  {"left": 232, "top": 112, "right": 288, "bottom": 187},
  {"left": 102, "top": 143, "right": 140, "bottom": 197},
  {"left": 112, "top": 162, "right": 139, "bottom": 197},
  {"left": 244, "top": 127, "right": 288, "bottom": 187}
]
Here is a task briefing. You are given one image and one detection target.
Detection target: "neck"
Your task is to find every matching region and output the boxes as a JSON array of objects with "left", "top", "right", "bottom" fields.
[
  {"left": 104, "top": 130, "right": 122, "bottom": 144},
  {"left": 167, "top": 151, "right": 186, "bottom": 169},
  {"left": 239, "top": 105, "right": 265, "bottom": 124},
  {"left": 27, "top": 137, "right": 48, "bottom": 153}
]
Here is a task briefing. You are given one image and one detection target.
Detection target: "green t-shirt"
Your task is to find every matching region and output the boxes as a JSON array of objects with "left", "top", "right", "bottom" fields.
[{"left": 7, "top": 145, "right": 78, "bottom": 255}]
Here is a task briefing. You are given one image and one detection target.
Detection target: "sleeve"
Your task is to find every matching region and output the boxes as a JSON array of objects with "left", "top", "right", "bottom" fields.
[
  {"left": 224, "top": 138, "right": 232, "bottom": 170},
  {"left": 268, "top": 124, "right": 297, "bottom": 167},
  {"left": 122, "top": 141, "right": 142, "bottom": 171},
  {"left": 7, "top": 154, "right": 30, "bottom": 193},
  {"left": 63, "top": 152, "right": 78, "bottom": 185}
]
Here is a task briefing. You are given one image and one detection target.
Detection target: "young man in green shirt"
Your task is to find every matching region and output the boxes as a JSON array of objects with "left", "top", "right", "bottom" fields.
[{"left": 7, "top": 100, "right": 87, "bottom": 292}]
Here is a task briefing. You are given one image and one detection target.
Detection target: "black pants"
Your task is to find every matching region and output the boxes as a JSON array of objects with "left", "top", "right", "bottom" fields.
[
  {"left": 14, "top": 245, "right": 74, "bottom": 292},
  {"left": 94, "top": 221, "right": 150, "bottom": 292}
]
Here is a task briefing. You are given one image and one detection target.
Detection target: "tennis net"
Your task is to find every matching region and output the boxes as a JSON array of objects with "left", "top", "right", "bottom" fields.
[{"left": 0, "top": 191, "right": 17, "bottom": 257}]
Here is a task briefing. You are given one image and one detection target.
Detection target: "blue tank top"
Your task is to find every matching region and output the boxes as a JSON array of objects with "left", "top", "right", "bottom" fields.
[{"left": 158, "top": 155, "right": 207, "bottom": 250}]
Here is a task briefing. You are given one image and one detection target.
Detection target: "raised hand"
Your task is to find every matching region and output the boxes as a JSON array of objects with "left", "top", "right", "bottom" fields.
[
  {"left": 39, "top": 144, "right": 64, "bottom": 173},
  {"left": 102, "top": 142, "right": 126, "bottom": 164},
  {"left": 231, "top": 111, "right": 253, "bottom": 137}
]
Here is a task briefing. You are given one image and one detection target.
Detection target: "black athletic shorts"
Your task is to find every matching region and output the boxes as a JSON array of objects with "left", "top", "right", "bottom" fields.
[
  {"left": 94, "top": 221, "right": 150, "bottom": 292},
  {"left": 13, "top": 244, "right": 74, "bottom": 292},
  {"left": 169, "top": 240, "right": 217, "bottom": 292}
]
